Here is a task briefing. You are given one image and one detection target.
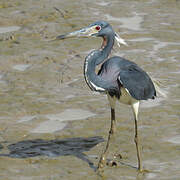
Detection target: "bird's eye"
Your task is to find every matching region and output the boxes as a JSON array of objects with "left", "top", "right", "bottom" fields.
[{"left": 95, "top": 26, "right": 101, "bottom": 31}]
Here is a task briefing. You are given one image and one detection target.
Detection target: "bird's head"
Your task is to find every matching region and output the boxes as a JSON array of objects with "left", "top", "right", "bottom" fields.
[{"left": 55, "top": 21, "right": 127, "bottom": 46}]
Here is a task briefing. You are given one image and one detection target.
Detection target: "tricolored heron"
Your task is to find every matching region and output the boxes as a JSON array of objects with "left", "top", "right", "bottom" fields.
[{"left": 55, "top": 21, "right": 156, "bottom": 171}]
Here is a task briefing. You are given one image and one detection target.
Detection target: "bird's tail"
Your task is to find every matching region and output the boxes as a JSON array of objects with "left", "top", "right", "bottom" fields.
[{"left": 152, "top": 78, "right": 167, "bottom": 98}]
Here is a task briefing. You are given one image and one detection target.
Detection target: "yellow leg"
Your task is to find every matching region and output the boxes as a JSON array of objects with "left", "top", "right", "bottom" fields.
[
  {"left": 134, "top": 116, "right": 143, "bottom": 171},
  {"left": 132, "top": 101, "right": 143, "bottom": 172}
]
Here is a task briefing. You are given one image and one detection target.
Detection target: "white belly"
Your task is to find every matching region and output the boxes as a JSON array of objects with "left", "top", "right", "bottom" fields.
[
  {"left": 119, "top": 87, "right": 136, "bottom": 105},
  {"left": 107, "top": 88, "right": 140, "bottom": 121},
  {"left": 107, "top": 88, "right": 138, "bottom": 109}
]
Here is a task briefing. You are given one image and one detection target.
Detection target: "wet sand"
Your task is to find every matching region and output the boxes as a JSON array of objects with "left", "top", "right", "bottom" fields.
[{"left": 0, "top": 0, "right": 180, "bottom": 179}]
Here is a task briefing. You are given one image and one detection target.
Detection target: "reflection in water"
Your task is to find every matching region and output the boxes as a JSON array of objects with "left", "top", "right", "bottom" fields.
[
  {"left": 30, "top": 109, "right": 95, "bottom": 133},
  {"left": 0, "top": 26, "right": 20, "bottom": 34},
  {"left": 0, "top": 136, "right": 104, "bottom": 170},
  {"left": 105, "top": 14, "right": 143, "bottom": 31},
  {"left": 13, "top": 64, "right": 31, "bottom": 72},
  {"left": 167, "top": 135, "right": 180, "bottom": 144}
]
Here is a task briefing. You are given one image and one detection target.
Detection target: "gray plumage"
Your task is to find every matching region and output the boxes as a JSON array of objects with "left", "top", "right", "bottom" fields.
[
  {"left": 97, "top": 56, "right": 156, "bottom": 100},
  {"left": 56, "top": 20, "right": 157, "bottom": 171}
]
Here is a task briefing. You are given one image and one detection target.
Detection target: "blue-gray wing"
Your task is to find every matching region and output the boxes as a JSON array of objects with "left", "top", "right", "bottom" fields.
[{"left": 119, "top": 64, "right": 156, "bottom": 100}]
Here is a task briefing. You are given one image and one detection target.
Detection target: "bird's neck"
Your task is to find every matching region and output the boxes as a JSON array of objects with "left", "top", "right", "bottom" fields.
[{"left": 84, "top": 34, "right": 114, "bottom": 92}]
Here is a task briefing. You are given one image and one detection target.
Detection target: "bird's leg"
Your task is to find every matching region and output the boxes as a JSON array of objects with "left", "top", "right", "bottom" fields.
[
  {"left": 132, "top": 102, "right": 143, "bottom": 172},
  {"left": 110, "top": 108, "right": 116, "bottom": 134},
  {"left": 98, "top": 108, "right": 116, "bottom": 169},
  {"left": 134, "top": 116, "right": 143, "bottom": 171}
]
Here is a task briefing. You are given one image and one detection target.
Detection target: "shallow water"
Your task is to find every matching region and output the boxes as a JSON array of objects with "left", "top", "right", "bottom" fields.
[
  {"left": 0, "top": 0, "right": 180, "bottom": 179},
  {"left": 30, "top": 109, "right": 95, "bottom": 133},
  {"left": 0, "top": 26, "right": 20, "bottom": 34}
]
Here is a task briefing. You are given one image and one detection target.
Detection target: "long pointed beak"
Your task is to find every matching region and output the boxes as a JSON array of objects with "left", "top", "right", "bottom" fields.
[{"left": 55, "top": 26, "right": 96, "bottom": 40}]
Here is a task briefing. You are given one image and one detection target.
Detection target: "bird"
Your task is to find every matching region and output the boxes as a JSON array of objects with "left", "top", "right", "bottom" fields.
[{"left": 55, "top": 21, "right": 156, "bottom": 172}]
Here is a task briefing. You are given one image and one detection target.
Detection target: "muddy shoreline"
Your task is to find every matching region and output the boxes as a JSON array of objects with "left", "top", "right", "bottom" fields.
[{"left": 0, "top": 0, "right": 180, "bottom": 179}]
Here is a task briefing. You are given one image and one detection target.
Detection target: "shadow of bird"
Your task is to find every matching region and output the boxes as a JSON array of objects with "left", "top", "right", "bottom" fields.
[{"left": 0, "top": 136, "right": 104, "bottom": 171}]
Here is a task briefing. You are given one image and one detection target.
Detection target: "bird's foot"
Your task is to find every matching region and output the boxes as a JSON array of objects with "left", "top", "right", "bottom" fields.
[
  {"left": 97, "top": 153, "right": 122, "bottom": 170},
  {"left": 97, "top": 155, "right": 106, "bottom": 169},
  {"left": 138, "top": 168, "right": 150, "bottom": 173}
]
